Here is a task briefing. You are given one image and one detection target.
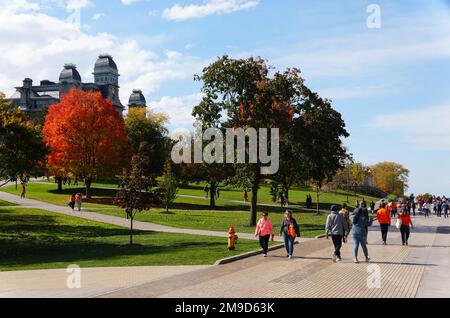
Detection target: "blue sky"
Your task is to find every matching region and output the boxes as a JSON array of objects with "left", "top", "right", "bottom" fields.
[{"left": 1, "top": 0, "right": 449, "bottom": 195}]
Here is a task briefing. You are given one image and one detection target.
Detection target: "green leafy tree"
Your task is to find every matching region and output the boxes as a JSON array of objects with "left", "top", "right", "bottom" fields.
[
  {"left": 160, "top": 159, "right": 179, "bottom": 213},
  {"left": 299, "top": 88, "right": 350, "bottom": 214},
  {"left": 125, "top": 108, "right": 170, "bottom": 176},
  {"left": 193, "top": 56, "right": 304, "bottom": 225},
  {"left": 114, "top": 142, "right": 161, "bottom": 245},
  {"left": 0, "top": 95, "right": 48, "bottom": 187},
  {"left": 371, "top": 162, "right": 409, "bottom": 196}
]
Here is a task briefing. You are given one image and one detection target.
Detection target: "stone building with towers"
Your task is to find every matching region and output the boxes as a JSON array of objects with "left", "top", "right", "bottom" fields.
[{"left": 4, "top": 54, "right": 147, "bottom": 120}]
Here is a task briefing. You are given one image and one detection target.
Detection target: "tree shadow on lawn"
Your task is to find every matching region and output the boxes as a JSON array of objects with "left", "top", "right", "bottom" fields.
[
  {"left": 0, "top": 210, "right": 132, "bottom": 238},
  {"left": 0, "top": 235, "right": 229, "bottom": 269}
]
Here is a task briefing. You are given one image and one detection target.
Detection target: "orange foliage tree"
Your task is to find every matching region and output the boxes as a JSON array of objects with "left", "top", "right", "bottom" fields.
[{"left": 43, "top": 89, "right": 131, "bottom": 199}]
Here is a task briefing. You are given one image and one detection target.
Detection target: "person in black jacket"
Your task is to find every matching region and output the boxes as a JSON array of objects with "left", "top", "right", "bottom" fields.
[{"left": 279, "top": 210, "right": 300, "bottom": 259}]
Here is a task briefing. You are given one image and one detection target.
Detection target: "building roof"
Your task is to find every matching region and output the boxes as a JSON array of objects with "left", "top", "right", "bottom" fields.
[
  {"left": 128, "top": 89, "right": 146, "bottom": 107},
  {"left": 94, "top": 54, "right": 118, "bottom": 73},
  {"left": 59, "top": 64, "right": 82, "bottom": 83}
]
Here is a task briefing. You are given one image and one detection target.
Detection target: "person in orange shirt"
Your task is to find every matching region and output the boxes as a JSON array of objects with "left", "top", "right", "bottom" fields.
[
  {"left": 398, "top": 209, "right": 414, "bottom": 245},
  {"left": 377, "top": 202, "right": 391, "bottom": 245},
  {"left": 255, "top": 212, "right": 275, "bottom": 257}
]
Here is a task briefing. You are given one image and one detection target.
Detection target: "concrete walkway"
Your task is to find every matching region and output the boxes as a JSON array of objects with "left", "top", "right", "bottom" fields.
[
  {"left": 100, "top": 216, "right": 450, "bottom": 298},
  {"left": 0, "top": 266, "right": 209, "bottom": 298},
  {"left": 0, "top": 190, "right": 302, "bottom": 243}
]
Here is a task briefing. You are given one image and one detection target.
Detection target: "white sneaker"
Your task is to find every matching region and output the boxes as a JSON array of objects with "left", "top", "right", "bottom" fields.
[
  {"left": 288, "top": 255, "right": 293, "bottom": 260},
  {"left": 365, "top": 256, "right": 371, "bottom": 263},
  {"left": 263, "top": 254, "right": 267, "bottom": 257},
  {"left": 332, "top": 254, "right": 337, "bottom": 263},
  {"left": 354, "top": 259, "right": 359, "bottom": 264},
  {"left": 336, "top": 257, "right": 342, "bottom": 262}
]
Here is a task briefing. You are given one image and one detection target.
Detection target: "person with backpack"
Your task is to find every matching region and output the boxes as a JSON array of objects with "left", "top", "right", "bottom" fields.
[
  {"left": 398, "top": 209, "right": 414, "bottom": 245},
  {"left": 279, "top": 210, "right": 300, "bottom": 259},
  {"left": 350, "top": 207, "right": 371, "bottom": 263},
  {"left": 68, "top": 194, "right": 76, "bottom": 210},
  {"left": 255, "top": 212, "right": 275, "bottom": 257},
  {"left": 325, "top": 205, "right": 349, "bottom": 262},
  {"left": 377, "top": 202, "right": 391, "bottom": 245}
]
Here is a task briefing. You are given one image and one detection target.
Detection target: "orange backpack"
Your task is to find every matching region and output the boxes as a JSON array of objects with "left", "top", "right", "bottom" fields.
[{"left": 288, "top": 224, "right": 296, "bottom": 238}]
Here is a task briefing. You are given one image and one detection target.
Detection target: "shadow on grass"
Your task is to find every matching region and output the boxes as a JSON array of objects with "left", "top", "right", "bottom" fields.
[
  {"left": 0, "top": 239, "right": 227, "bottom": 269},
  {"left": 0, "top": 209, "right": 231, "bottom": 268}
]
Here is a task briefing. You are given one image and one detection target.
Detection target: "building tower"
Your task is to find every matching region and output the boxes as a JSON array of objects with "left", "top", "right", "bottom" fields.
[
  {"left": 93, "top": 54, "right": 124, "bottom": 114},
  {"left": 128, "top": 89, "right": 147, "bottom": 110},
  {"left": 59, "top": 63, "right": 82, "bottom": 97}
]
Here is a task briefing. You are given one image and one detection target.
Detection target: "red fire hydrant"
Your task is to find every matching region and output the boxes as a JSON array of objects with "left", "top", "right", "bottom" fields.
[{"left": 228, "top": 227, "right": 238, "bottom": 250}]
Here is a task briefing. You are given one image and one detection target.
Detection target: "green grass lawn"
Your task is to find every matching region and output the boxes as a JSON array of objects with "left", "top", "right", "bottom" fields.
[
  {"left": 0, "top": 182, "right": 377, "bottom": 238},
  {"left": 92, "top": 207, "right": 328, "bottom": 238},
  {"left": 0, "top": 207, "right": 269, "bottom": 271},
  {"left": 0, "top": 200, "right": 16, "bottom": 207}
]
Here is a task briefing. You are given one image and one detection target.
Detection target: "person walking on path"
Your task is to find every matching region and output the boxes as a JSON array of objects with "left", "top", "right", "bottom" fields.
[
  {"left": 203, "top": 186, "right": 209, "bottom": 199},
  {"left": 255, "top": 212, "right": 275, "bottom": 257},
  {"left": 20, "top": 183, "right": 26, "bottom": 199},
  {"left": 75, "top": 193, "right": 83, "bottom": 212},
  {"left": 442, "top": 200, "right": 449, "bottom": 219},
  {"left": 398, "top": 209, "right": 414, "bottom": 245},
  {"left": 377, "top": 202, "right": 391, "bottom": 245},
  {"left": 279, "top": 210, "right": 300, "bottom": 259},
  {"left": 339, "top": 203, "right": 351, "bottom": 234},
  {"left": 369, "top": 201, "right": 375, "bottom": 215},
  {"left": 68, "top": 194, "right": 76, "bottom": 210},
  {"left": 325, "top": 205, "right": 349, "bottom": 262},
  {"left": 350, "top": 207, "right": 371, "bottom": 263},
  {"left": 216, "top": 188, "right": 220, "bottom": 200}
]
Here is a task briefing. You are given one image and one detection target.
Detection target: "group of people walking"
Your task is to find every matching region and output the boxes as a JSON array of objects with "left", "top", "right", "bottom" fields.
[
  {"left": 254, "top": 210, "right": 300, "bottom": 259},
  {"left": 254, "top": 197, "right": 423, "bottom": 263},
  {"left": 68, "top": 193, "right": 83, "bottom": 211},
  {"left": 203, "top": 186, "right": 220, "bottom": 200}
]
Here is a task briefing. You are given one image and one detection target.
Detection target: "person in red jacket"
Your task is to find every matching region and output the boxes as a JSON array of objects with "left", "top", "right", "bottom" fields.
[
  {"left": 377, "top": 202, "right": 392, "bottom": 245},
  {"left": 398, "top": 209, "right": 414, "bottom": 245}
]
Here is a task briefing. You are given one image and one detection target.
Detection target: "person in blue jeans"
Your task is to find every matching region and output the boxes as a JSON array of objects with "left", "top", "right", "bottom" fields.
[
  {"left": 350, "top": 207, "right": 371, "bottom": 264},
  {"left": 442, "top": 200, "right": 449, "bottom": 219},
  {"left": 279, "top": 210, "right": 300, "bottom": 259}
]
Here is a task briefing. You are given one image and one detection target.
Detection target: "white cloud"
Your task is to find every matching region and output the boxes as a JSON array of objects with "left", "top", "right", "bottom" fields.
[
  {"left": 0, "top": 9, "right": 209, "bottom": 115},
  {"left": 0, "top": 0, "right": 40, "bottom": 13},
  {"left": 162, "top": 0, "right": 259, "bottom": 21},
  {"left": 371, "top": 104, "right": 450, "bottom": 150},
  {"left": 92, "top": 12, "right": 105, "bottom": 20},
  {"left": 66, "top": 0, "right": 92, "bottom": 11},
  {"left": 121, "top": 0, "right": 142, "bottom": 5},
  {"left": 151, "top": 93, "right": 203, "bottom": 127}
]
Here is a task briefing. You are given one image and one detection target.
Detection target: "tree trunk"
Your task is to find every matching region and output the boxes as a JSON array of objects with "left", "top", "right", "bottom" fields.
[
  {"left": 210, "top": 182, "right": 216, "bottom": 209},
  {"left": 316, "top": 186, "right": 320, "bottom": 215},
  {"left": 85, "top": 178, "right": 92, "bottom": 200},
  {"left": 129, "top": 215, "right": 134, "bottom": 245},
  {"left": 250, "top": 179, "right": 259, "bottom": 226},
  {"left": 284, "top": 187, "right": 289, "bottom": 207},
  {"left": 57, "top": 177, "right": 63, "bottom": 192}
]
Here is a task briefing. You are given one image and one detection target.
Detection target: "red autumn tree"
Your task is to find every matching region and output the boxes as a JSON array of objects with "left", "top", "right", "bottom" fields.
[{"left": 43, "top": 89, "right": 131, "bottom": 199}]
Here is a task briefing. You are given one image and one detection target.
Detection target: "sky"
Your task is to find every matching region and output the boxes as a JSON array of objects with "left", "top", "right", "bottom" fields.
[{"left": 0, "top": 0, "right": 449, "bottom": 195}]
